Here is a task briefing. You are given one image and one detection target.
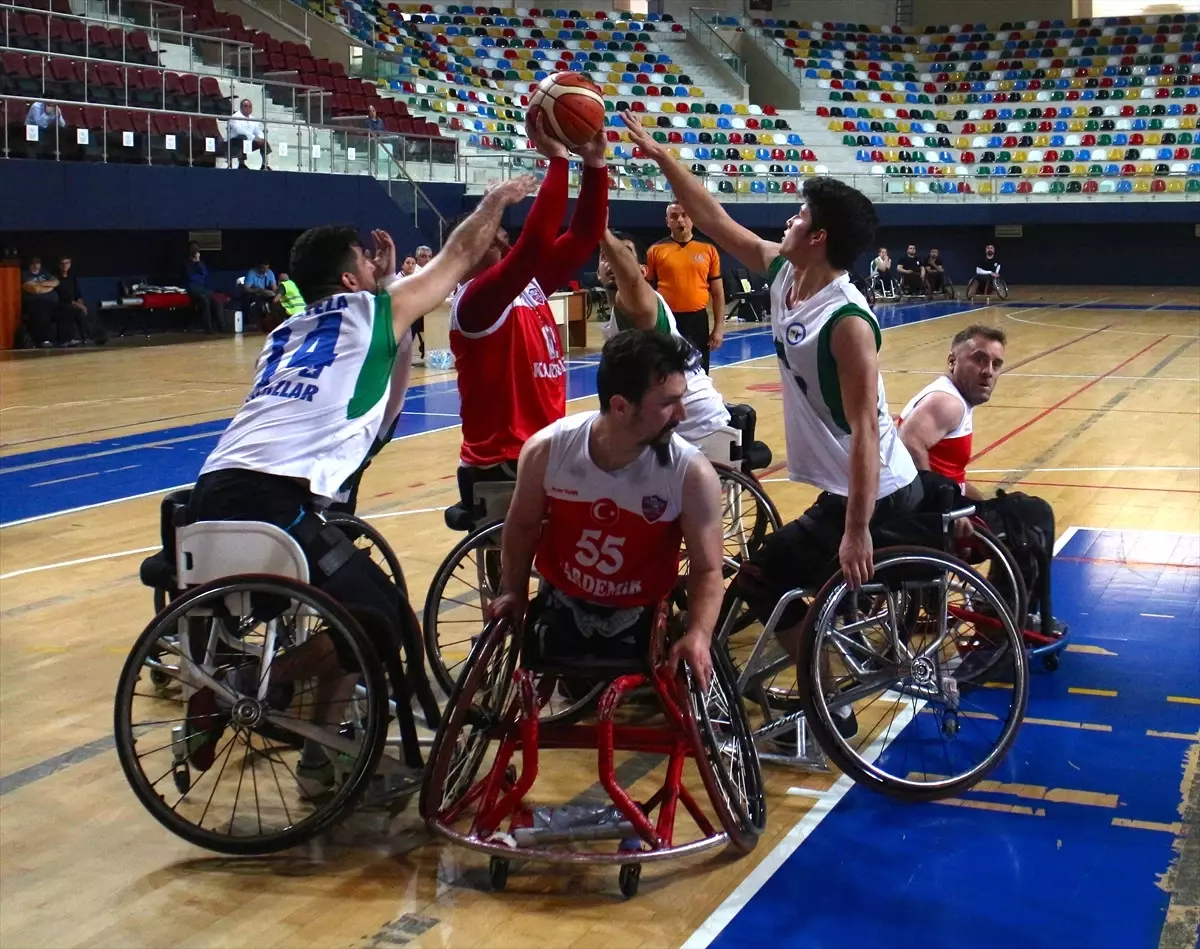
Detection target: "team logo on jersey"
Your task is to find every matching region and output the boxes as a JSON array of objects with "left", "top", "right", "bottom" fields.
[
  {"left": 785, "top": 322, "right": 807, "bottom": 346},
  {"left": 591, "top": 498, "right": 619, "bottom": 526},
  {"left": 641, "top": 494, "right": 668, "bottom": 523},
  {"left": 527, "top": 283, "right": 547, "bottom": 306}
]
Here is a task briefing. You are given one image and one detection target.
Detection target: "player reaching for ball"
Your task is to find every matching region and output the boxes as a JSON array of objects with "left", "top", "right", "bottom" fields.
[{"left": 444, "top": 109, "right": 609, "bottom": 525}]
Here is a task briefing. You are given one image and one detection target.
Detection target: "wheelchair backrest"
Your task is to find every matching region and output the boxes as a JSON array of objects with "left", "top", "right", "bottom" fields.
[
  {"left": 176, "top": 521, "right": 310, "bottom": 587},
  {"left": 158, "top": 489, "right": 192, "bottom": 565}
]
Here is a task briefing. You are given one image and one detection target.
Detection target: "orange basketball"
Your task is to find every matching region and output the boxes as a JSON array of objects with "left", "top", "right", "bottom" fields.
[{"left": 525, "top": 72, "right": 606, "bottom": 149}]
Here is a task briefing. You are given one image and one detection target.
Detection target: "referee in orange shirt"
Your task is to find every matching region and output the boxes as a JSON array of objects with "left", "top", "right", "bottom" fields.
[{"left": 646, "top": 202, "right": 726, "bottom": 372}]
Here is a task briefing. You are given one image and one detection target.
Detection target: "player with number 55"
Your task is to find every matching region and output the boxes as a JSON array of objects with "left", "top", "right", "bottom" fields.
[{"left": 490, "top": 329, "right": 725, "bottom": 692}]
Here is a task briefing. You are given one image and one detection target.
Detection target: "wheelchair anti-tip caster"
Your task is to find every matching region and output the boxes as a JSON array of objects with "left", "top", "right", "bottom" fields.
[
  {"left": 618, "top": 863, "right": 641, "bottom": 899},
  {"left": 1042, "top": 652, "right": 1060, "bottom": 672}
]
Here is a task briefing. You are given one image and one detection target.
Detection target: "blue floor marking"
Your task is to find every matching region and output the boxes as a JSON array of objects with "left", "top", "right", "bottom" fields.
[
  {"left": 706, "top": 528, "right": 1199, "bottom": 949},
  {"left": 0, "top": 300, "right": 968, "bottom": 526}
]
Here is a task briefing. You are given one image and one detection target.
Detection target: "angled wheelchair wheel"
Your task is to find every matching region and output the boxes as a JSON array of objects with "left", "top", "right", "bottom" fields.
[
  {"left": 941, "top": 276, "right": 956, "bottom": 300},
  {"left": 419, "top": 619, "right": 519, "bottom": 822},
  {"left": 685, "top": 647, "right": 766, "bottom": 852},
  {"left": 714, "top": 464, "right": 781, "bottom": 565},
  {"left": 796, "top": 547, "right": 1029, "bottom": 802},
  {"left": 114, "top": 575, "right": 390, "bottom": 854},
  {"left": 324, "top": 512, "right": 408, "bottom": 600},
  {"left": 994, "top": 277, "right": 1009, "bottom": 301},
  {"left": 951, "top": 522, "right": 1028, "bottom": 682}
]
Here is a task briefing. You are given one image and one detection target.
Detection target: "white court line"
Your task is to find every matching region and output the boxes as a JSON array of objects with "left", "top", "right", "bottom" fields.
[
  {"left": 971, "top": 465, "right": 1200, "bottom": 474},
  {"left": 0, "top": 504, "right": 448, "bottom": 579},
  {"left": 1006, "top": 307, "right": 1200, "bottom": 339},
  {"left": 682, "top": 700, "right": 921, "bottom": 949}
]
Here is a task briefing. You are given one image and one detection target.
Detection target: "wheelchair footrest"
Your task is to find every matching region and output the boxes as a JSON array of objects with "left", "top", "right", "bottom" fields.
[{"left": 139, "top": 551, "right": 176, "bottom": 591}]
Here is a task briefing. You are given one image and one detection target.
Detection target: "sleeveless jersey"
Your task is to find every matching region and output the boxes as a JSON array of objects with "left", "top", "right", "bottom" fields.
[
  {"left": 898, "top": 375, "right": 973, "bottom": 488},
  {"left": 535, "top": 411, "right": 699, "bottom": 609},
  {"left": 602, "top": 291, "right": 730, "bottom": 442},
  {"left": 449, "top": 277, "right": 567, "bottom": 466},
  {"left": 767, "top": 262, "right": 917, "bottom": 498},
  {"left": 200, "top": 290, "right": 397, "bottom": 502}
]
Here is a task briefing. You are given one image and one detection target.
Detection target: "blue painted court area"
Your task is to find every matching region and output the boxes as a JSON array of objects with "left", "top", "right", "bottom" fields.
[
  {"left": 700, "top": 528, "right": 1200, "bottom": 949},
  {"left": 0, "top": 300, "right": 970, "bottom": 526}
]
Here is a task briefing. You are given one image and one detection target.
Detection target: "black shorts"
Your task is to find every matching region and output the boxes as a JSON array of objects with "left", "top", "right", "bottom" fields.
[
  {"left": 524, "top": 586, "right": 657, "bottom": 666},
  {"left": 733, "top": 476, "right": 926, "bottom": 629}
]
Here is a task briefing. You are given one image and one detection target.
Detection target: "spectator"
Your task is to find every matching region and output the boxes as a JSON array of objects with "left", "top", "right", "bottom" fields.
[
  {"left": 242, "top": 260, "right": 278, "bottom": 329},
  {"left": 646, "top": 202, "right": 725, "bottom": 372},
  {"left": 54, "top": 256, "right": 105, "bottom": 345},
  {"left": 896, "top": 243, "right": 927, "bottom": 298},
  {"left": 966, "top": 244, "right": 1003, "bottom": 300},
  {"left": 227, "top": 98, "right": 271, "bottom": 170},
  {"left": 365, "top": 105, "right": 385, "bottom": 132},
  {"left": 20, "top": 256, "right": 63, "bottom": 347},
  {"left": 185, "top": 247, "right": 222, "bottom": 333},
  {"left": 414, "top": 245, "right": 433, "bottom": 271},
  {"left": 400, "top": 256, "right": 417, "bottom": 276},
  {"left": 870, "top": 246, "right": 896, "bottom": 298},
  {"left": 25, "top": 101, "right": 66, "bottom": 132},
  {"left": 277, "top": 271, "right": 305, "bottom": 317}
]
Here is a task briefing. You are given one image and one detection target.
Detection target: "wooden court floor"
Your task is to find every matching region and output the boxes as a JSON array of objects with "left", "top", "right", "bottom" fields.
[{"left": 0, "top": 286, "right": 1197, "bottom": 948}]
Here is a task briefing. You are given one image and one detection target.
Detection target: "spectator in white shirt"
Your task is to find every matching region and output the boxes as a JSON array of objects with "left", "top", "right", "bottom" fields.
[
  {"left": 414, "top": 245, "right": 432, "bottom": 271},
  {"left": 227, "top": 98, "right": 271, "bottom": 170}
]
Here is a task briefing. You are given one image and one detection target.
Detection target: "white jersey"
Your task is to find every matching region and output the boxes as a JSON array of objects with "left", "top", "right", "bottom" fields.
[
  {"left": 768, "top": 263, "right": 917, "bottom": 498},
  {"left": 899, "top": 375, "right": 972, "bottom": 439},
  {"left": 200, "top": 290, "right": 399, "bottom": 502},
  {"left": 535, "top": 411, "right": 700, "bottom": 608},
  {"left": 603, "top": 290, "right": 730, "bottom": 442}
]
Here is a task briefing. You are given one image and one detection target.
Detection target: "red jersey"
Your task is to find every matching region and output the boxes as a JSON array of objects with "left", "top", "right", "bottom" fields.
[
  {"left": 534, "top": 412, "right": 700, "bottom": 609},
  {"left": 898, "top": 375, "right": 974, "bottom": 488},
  {"left": 449, "top": 277, "right": 567, "bottom": 466}
]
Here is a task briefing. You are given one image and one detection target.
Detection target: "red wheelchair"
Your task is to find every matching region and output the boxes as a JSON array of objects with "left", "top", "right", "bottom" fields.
[{"left": 419, "top": 602, "right": 765, "bottom": 898}]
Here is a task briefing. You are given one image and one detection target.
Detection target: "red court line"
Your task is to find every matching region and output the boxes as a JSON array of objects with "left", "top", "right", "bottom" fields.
[
  {"left": 1058, "top": 555, "right": 1200, "bottom": 571},
  {"left": 973, "top": 478, "right": 1200, "bottom": 495},
  {"left": 970, "top": 334, "right": 1171, "bottom": 462},
  {"left": 1003, "top": 323, "right": 1114, "bottom": 372}
]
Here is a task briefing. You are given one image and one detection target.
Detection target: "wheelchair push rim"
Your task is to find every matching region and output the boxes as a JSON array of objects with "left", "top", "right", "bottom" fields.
[
  {"left": 797, "top": 547, "right": 1029, "bottom": 802},
  {"left": 114, "top": 575, "right": 391, "bottom": 855}
]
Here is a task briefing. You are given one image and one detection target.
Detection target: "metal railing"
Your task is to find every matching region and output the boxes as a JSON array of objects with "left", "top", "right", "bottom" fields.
[
  {"left": 687, "top": 8, "right": 747, "bottom": 86},
  {"left": 75, "top": 0, "right": 192, "bottom": 35},
  {"left": 739, "top": 18, "right": 805, "bottom": 97},
  {"left": 2, "top": 1, "right": 257, "bottom": 79}
]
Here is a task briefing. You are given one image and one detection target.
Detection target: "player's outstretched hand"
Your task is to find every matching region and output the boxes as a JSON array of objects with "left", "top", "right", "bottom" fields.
[
  {"left": 369, "top": 229, "right": 396, "bottom": 283},
  {"left": 619, "top": 110, "right": 667, "bottom": 162},
  {"left": 571, "top": 128, "right": 608, "bottom": 167},
  {"left": 487, "top": 591, "right": 529, "bottom": 627},
  {"left": 485, "top": 173, "right": 540, "bottom": 206},
  {"left": 528, "top": 111, "right": 570, "bottom": 160},
  {"left": 668, "top": 628, "right": 713, "bottom": 693}
]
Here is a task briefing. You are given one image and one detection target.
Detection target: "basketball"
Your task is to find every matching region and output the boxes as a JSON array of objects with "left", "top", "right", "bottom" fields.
[{"left": 525, "top": 72, "right": 606, "bottom": 149}]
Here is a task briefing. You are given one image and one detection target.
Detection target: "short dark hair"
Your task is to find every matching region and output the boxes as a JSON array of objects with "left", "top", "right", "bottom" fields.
[
  {"left": 801, "top": 177, "right": 878, "bottom": 271},
  {"left": 597, "top": 329, "right": 691, "bottom": 413},
  {"left": 289, "top": 225, "right": 360, "bottom": 303},
  {"left": 609, "top": 230, "right": 643, "bottom": 263},
  {"left": 952, "top": 324, "right": 1007, "bottom": 348}
]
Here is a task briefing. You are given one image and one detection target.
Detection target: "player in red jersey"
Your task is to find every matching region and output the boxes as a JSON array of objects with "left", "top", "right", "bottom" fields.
[
  {"left": 899, "top": 324, "right": 1064, "bottom": 637},
  {"left": 490, "top": 330, "right": 725, "bottom": 689},
  {"left": 445, "top": 116, "right": 609, "bottom": 521}
]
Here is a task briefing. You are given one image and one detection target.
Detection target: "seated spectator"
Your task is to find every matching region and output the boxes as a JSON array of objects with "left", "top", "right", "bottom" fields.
[
  {"left": 185, "top": 247, "right": 222, "bottom": 333},
  {"left": 414, "top": 245, "right": 433, "bottom": 271},
  {"left": 870, "top": 246, "right": 896, "bottom": 298},
  {"left": 925, "top": 248, "right": 946, "bottom": 294},
  {"left": 54, "top": 256, "right": 106, "bottom": 345},
  {"left": 896, "top": 243, "right": 927, "bottom": 298},
  {"left": 277, "top": 271, "right": 305, "bottom": 317},
  {"left": 400, "top": 256, "right": 417, "bottom": 276},
  {"left": 242, "top": 260, "right": 278, "bottom": 329},
  {"left": 20, "top": 256, "right": 65, "bottom": 348},
  {"left": 227, "top": 99, "right": 271, "bottom": 171},
  {"left": 966, "top": 244, "right": 1003, "bottom": 300},
  {"left": 365, "top": 105, "right": 385, "bottom": 133}
]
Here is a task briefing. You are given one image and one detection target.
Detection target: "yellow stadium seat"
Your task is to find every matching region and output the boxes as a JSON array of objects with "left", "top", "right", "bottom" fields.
[
  {"left": 1133, "top": 179, "right": 1151, "bottom": 193},
  {"left": 736, "top": 179, "right": 750, "bottom": 193},
  {"left": 1034, "top": 135, "right": 1049, "bottom": 147},
  {"left": 734, "top": 104, "right": 749, "bottom": 116},
  {"left": 689, "top": 87, "right": 704, "bottom": 97},
  {"left": 1167, "top": 179, "right": 1185, "bottom": 193},
  {"left": 603, "top": 84, "right": 617, "bottom": 96}
]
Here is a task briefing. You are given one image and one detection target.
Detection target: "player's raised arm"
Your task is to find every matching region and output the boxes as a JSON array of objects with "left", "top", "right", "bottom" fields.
[
  {"left": 382, "top": 175, "right": 539, "bottom": 338},
  {"left": 599, "top": 228, "right": 658, "bottom": 327},
  {"left": 620, "top": 110, "right": 780, "bottom": 275}
]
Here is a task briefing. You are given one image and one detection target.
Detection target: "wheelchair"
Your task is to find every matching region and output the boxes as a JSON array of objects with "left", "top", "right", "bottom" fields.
[
  {"left": 870, "top": 273, "right": 899, "bottom": 302},
  {"left": 422, "top": 405, "right": 780, "bottom": 706},
  {"left": 117, "top": 492, "right": 435, "bottom": 854},
  {"left": 925, "top": 270, "right": 956, "bottom": 301},
  {"left": 419, "top": 603, "right": 765, "bottom": 898},
  {"left": 967, "top": 275, "right": 1009, "bottom": 303},
  {"left": 719, "top": 501, "right": 1031, "bottom": 801}
]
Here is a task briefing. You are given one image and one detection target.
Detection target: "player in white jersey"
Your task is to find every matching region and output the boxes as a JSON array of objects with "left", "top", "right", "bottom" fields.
[
  {"left": 596, "top": 228, "right": 731, "bottom": 444},
  {"left": 182, "top": 176, "right": 538, "bottom": 783},
  {"left": 490, "top": 330, "right": 726, "bottom": 690},
  {"left": 624, "top": 116, "right": 925, "bottom": 736}
]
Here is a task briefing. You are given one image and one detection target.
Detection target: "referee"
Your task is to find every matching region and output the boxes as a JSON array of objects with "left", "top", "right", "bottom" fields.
[{"left": 646, "top": 202, "right": 726, "bottom": 372}]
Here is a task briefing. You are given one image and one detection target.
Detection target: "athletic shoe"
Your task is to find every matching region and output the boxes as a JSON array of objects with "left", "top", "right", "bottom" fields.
[{"left": 295, "top": 758, "right": 337, "bottom": 799}]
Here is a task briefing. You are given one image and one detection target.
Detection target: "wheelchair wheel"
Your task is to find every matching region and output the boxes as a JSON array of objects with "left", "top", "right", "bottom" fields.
[
  {"left": 685, "top": 647, "right": 766, "bottom": 852},
  {"left": 994, "top": 277, "right": 1009, "bottom": 300},
  {"left": 796, "top": 547, "right": 1028, "bottom": 802},
  {"left": 324, "top": 512, "right": 408, "bottom": 600},
  {"left": 952, "top": 522, "right": 1029, "bottom": 681},
  {"left": 714, "top": 464, "right": 781, "bottom": 564},
  {"left": 941, "top": 276, "right": 956, "bottom": 300},
  {"left": 419, "top": 619, "right": 519, "bottom": 822},
  {"left": 114, "top": 575, "right": 391, "bottom": 854}
]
